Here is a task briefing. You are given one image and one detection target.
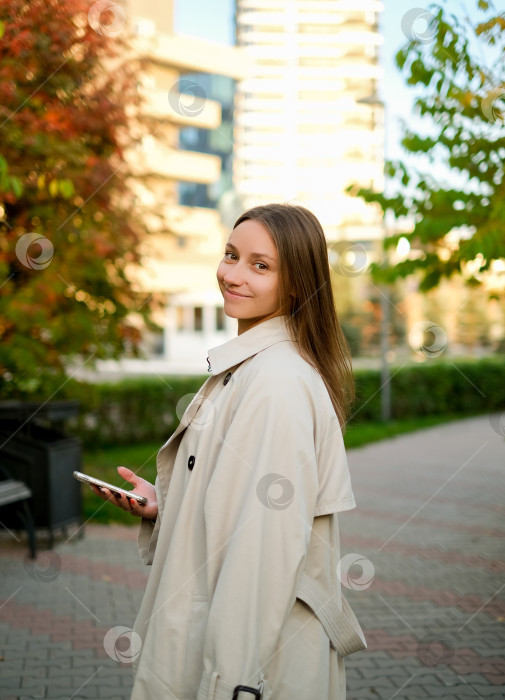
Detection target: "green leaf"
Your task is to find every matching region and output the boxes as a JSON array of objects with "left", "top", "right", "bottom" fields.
[
  {"left": 58, "top": 179, "right": 75, "bottom": 199},
  {"left": 10, "top": 176, "right": 23, "bottom": 198}
]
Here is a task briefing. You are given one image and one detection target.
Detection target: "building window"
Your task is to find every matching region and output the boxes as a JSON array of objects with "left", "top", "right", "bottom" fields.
[
  {"left": 298, "top": 57, "right": 338, "bottom": 67},
  {"left": 298, "top": 23, "right": 341, "bottom": 33},
  {"left": 216, "top": 306, "right": 225, "bottom": 331},
  {"left": 257, "top": 58, "right": 287, "bottom": 66},
  {"left": 253, "top": 25, "right": 284, "bottom": 32},
  {"left": 180, "top": 126, "right": 200, "bottom": 147},
  {"left": 298, "top": 90, "right": 340, "bottom": 100},
  {"left": 194, "top": 307, "right": 203, "bottom": 332}
]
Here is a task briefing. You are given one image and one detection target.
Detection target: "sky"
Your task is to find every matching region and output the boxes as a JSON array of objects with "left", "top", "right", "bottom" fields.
[{"left": 174, "top": 0, "right": 488, "bottom": 163}]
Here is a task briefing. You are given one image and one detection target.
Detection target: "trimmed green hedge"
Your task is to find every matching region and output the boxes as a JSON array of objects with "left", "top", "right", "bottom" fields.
[
  {"left": 3, "top": 358, "right": 504, "bottom": 448},
  {"left": 64, "top": 375, "right": 209, "bottom": 448},
  {"left": 351, "top": 358, "right": 505, "bottom": 422}
]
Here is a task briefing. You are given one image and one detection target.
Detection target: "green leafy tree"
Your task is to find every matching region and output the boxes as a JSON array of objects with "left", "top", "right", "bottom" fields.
[
  {"left": 353, "top": 0, "right": 505, "bottom": 294},
  {"left": 0, "top": 0, "right": 154, "bottom": 397}
]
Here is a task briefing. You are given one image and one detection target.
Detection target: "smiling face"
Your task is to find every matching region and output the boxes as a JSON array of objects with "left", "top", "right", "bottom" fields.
[{"left": 216, "top": 218, "right": 284, "bottom": 335}]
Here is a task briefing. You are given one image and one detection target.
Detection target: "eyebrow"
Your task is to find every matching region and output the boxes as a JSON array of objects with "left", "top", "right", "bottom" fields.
[{"left": 225, "top": 242, "right": 276, "bottom": 262}]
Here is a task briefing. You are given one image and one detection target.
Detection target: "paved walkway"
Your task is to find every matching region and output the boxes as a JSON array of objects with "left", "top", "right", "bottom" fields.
[{"left": 1, "top": 415, "right": 503, "bottom": 699}]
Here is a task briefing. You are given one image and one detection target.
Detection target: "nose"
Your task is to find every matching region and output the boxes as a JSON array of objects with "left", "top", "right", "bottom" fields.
[{"left": 221, "top": 262, "right": 244, "bottom": 286}]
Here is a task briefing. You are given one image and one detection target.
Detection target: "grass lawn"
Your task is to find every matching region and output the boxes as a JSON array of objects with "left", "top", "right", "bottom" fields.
[
  {"left": 342, "top": 413, "right": 466, "bottom": 448},
  {"left": 81, "top": 413, "right": 469, "bottom": 525}
]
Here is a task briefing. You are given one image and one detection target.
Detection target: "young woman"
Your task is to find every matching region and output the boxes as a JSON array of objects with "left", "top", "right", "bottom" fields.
[{"left": 90, "top": 203, "right": 365, "bottom": 699}]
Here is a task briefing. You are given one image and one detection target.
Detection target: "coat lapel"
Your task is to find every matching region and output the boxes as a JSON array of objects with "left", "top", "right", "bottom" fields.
[{"left": 159, "top": 373, "right": 222, "bottom": 451}]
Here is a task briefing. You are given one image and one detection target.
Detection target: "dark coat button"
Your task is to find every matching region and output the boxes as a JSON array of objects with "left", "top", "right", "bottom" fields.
[
  {"left": 188, "top": 455, "right": 195, "bottom": 471},
  {"left": 223, "top": 372, "right": 232, "bottom": 385}
]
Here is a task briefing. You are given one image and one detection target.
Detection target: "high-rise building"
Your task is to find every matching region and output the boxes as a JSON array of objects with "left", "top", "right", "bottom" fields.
[{"left": 233, "top": 0, "right": 384, "bottom": 244}]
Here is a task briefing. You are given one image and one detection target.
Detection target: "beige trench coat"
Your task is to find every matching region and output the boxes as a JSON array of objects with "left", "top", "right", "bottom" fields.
[{"left": 131, "top": 315, "right": 364, "bottom": 700}]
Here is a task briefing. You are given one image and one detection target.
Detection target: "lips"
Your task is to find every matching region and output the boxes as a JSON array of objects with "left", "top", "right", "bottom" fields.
[{"left": 224, "top": 288, "right": 250, "bottom": 298}]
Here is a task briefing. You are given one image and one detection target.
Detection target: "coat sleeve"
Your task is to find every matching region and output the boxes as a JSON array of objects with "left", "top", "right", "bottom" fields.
[
  {"left": 137, "top": 476, "right": 164, "bottom": 565},
  {"left": 197, "top": 367, "right": 320, "bottom": 700}
]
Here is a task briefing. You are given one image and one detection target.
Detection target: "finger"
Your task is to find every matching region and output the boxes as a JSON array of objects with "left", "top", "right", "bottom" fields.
[
  {"left": 91, "top": 485, "right": 122, "bottom": 508},
  {"left": 117, "top": 466, "right": 138, "bottom": 487},
  {"left": 89, "top": 484, "right": 107, "bottom": 498},
  {"left": 118, "top": 493, "right": 138, "bottom": 512},
  {"left": 126, "top": 496, "right": 142, "bottom": 515},
  {"left": 98, "top": 486, "right": 118, "bottom": 504}
]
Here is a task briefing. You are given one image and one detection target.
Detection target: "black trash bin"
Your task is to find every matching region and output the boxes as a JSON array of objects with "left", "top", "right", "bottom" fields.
[{"left": 0, "top": 400, "right": 83, "bottom": 547}]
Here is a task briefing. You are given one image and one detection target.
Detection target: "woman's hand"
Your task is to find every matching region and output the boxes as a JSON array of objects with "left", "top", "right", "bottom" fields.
[{"left": 88, "top": 466, "right": 158, "bottom": 520}]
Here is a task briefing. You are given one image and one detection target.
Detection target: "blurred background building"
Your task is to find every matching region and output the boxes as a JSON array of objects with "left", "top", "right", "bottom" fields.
[{"left": 100, "top": 0, "right": 251, "bottom": 375}]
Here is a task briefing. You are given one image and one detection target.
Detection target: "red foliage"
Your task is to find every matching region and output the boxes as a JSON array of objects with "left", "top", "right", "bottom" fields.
[{"left": 0, "top": 0, "right": 152, "bottom": 394}]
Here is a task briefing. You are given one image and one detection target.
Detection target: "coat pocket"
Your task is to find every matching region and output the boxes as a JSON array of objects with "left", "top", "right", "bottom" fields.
[{"left": 295, "top": 573, "right": 367, "bottom": 657}]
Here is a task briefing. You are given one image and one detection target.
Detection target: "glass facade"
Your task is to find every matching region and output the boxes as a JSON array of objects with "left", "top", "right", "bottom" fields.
[{"left": 178, "top": 74, "right": 235, "bottom": 209}]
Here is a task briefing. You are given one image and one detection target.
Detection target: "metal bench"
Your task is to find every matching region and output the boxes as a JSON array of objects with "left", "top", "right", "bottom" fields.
[{"left": 0, "top": 470, "right": 37, "bottom": 559}]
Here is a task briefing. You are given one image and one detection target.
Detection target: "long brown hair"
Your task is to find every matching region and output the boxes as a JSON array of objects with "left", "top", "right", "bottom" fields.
[{"left": 234, "top": 203, "right": 354, "bottom": 429}]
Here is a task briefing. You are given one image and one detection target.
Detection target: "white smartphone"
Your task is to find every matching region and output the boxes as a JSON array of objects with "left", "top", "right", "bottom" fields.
[{"left": 73, "top": 471, "right": 148, "bottom": 505}]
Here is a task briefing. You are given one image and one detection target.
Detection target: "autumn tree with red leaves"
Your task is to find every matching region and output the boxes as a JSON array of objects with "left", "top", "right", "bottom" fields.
[{"left": 0, "top": 0, "right": 153, "bottom": 397}]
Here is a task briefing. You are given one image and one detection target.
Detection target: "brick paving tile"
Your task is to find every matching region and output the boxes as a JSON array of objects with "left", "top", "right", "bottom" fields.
[
  {"left": 98, "top": 689, "right": 134, "bottom": 699},
  {"left": 360, "top": 628, "right": 505, "bottom": 684},
  {"left": 463, "top": 685, "right": 505, "bottom": 697}
]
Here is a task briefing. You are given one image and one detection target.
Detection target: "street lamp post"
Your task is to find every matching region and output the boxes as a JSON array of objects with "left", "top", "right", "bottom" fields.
[{"left": 357, "top": 92, "right": 391, "bottom": 422}]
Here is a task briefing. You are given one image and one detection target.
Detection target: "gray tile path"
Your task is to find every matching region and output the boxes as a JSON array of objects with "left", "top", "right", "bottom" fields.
[{"left": 1, "top": 414, "right": 504, "bottom": 699}]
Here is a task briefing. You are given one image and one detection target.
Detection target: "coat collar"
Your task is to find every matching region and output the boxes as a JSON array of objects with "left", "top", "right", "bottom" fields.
[{"left": 207, "top": 314, "right": 294, "bottom": 375}]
